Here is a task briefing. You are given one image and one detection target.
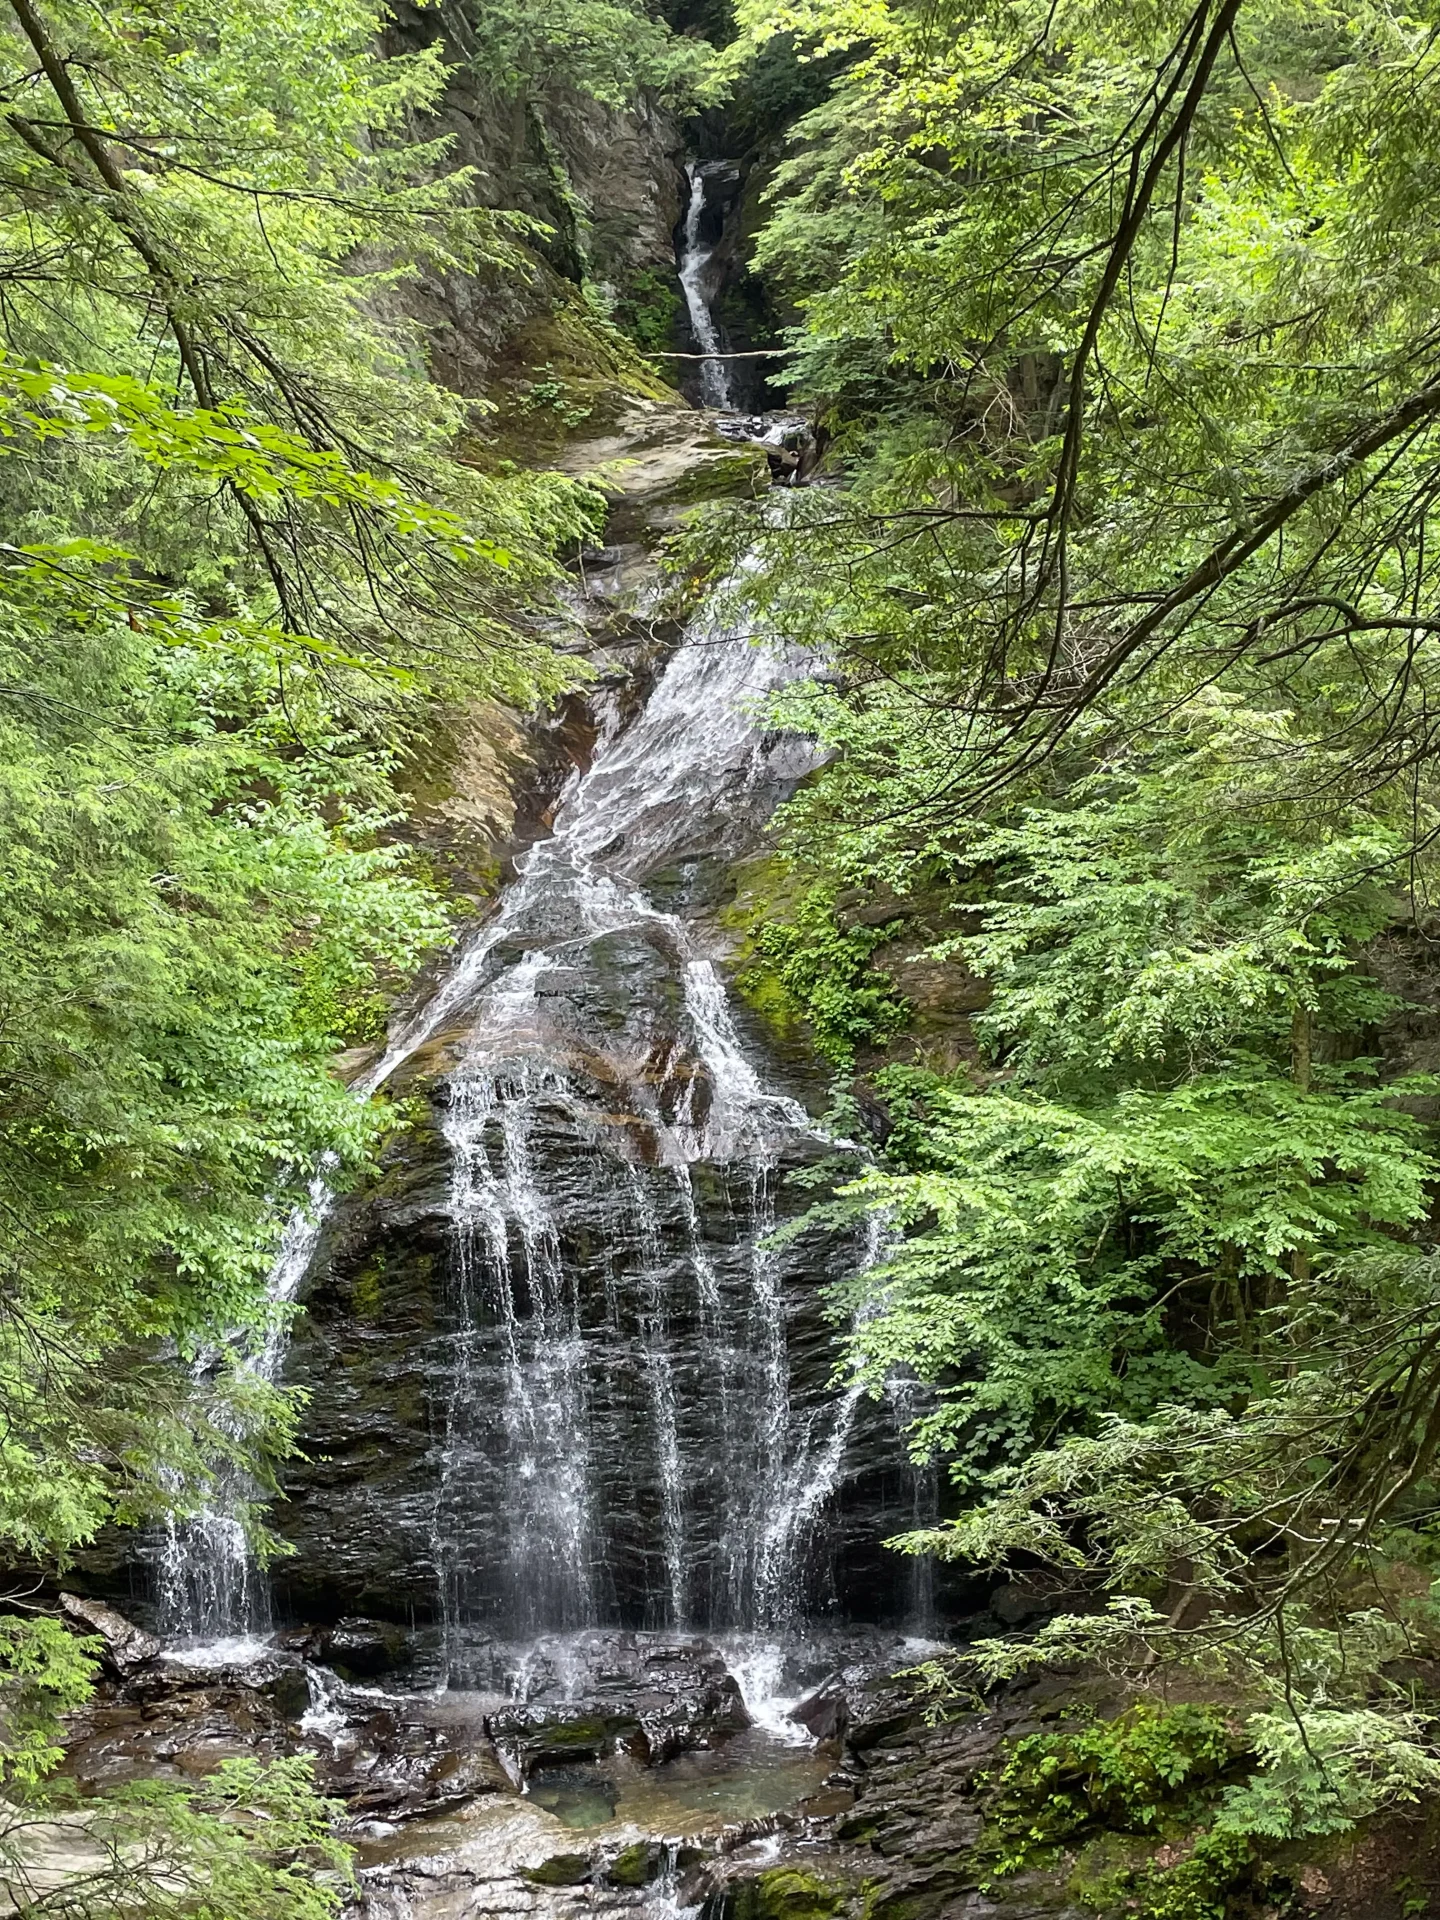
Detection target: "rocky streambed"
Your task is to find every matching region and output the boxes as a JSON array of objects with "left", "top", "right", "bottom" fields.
[
  {"left": 52, "top": 1598, "right": 1069, "bottom": 1920},
  {"left": 53, "top": 1602, "right": 930, "bottom": 1916},
  {"left": 56, "top": 1590, "right": 1440, "bottom": 1920}
]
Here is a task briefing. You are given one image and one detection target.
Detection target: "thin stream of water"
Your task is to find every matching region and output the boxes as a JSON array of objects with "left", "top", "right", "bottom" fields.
[{"left": 678, "top": 162, "right": 734, "bottom": 410}]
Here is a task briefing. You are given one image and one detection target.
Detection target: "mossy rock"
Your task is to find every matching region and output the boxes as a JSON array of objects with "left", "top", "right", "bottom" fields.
[
  {"left": 607, "top": 1841, "right": 659, "bottom": 1887},
  {"left": 835, "top": 1813, "right": 881, "bottom": 1846},
  {"left": 649, "top": 446, "right": 768, "bottom": 505},
  {"left": 1067, "top": 1828, "right": 1158, "bottom": 1900},
  {"left": 860, "top": 1881, "right": 972, "bottom": 1920},
  {"left": 726, "top": 1867, "right": 849, "bottom": 1920},
  {"left": 477, "top": 289, "right": 677, "bottom": 463},
  {"left": 537, "top": 1715, "right": 625, "bottom": 1749},
  {"left": 523, "top": 1852, "right": 593, "bottom": 1887},
  {"left": 1066, "top": 1821, "right": 1257, "bottom": 1919}
]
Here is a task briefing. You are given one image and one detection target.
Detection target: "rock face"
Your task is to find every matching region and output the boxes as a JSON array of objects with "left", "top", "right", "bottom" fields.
[
  {"left": 61, "top": 1643, "right": 512, "bottom": 1822},
  {"left": 380, "top": 2, "right": 687, "bottom": 402},
  {"left": 58, "top": 1592, "right": 160, "bottom": 1677},
  {"left": 484, "top": 1633, "right": 752, "bottom": 1778},
  {"left": 267, "top": 601, "right": 929, "bottom": 1646}
]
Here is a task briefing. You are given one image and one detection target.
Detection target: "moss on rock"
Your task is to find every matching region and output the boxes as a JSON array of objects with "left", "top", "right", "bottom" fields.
[
  {"left": 607, "top": 1841, "right": 658, "bottom": 1887},
  {"left": 523, "top": 1851, "right": 593, "bottom": 1887},
  {"left": 727, "top": 1866, "right": 849, "bottom": 1920},
  {"left": 476, "top": 288, "right": 678, "bottom": 464}
]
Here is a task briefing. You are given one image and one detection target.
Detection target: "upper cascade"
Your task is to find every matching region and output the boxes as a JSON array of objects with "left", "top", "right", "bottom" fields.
[{"left": 678, "top": 159, "right": 742, "bottom": 412}]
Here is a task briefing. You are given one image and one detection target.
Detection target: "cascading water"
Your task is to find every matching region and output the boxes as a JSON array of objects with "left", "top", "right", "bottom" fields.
[
  {"left": 156, "top": 1169, "right": 335, "bottom": 1642},
  {"left": 160, "top": 574, "right": 924, "bottom": 1665},
  {"left": 678, "top": 161, "right": 735, "bottom": 410},
  {"left": 154, "top": 865, "right": 562, "bottom": 1642},
  {"left": 426, "top": 610, "right": 882, "bottom": 1670}
]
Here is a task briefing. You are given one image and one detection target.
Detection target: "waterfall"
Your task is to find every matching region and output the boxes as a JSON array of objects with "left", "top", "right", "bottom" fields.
[
  {"left": 426, "top": 612, "right": 880, "bottom": 1666},
  {"left": 159, "top": 581, "right": 915, "bottom": 1656},
  {"left": 156, "top": 1165, "right": 337, "bottom": 1642},
  {"left": 678, "top": 162, "right": 734, "bottom": 410},
  {"left": 154, "top": 898, "right": 553, "bottom": 1641}
]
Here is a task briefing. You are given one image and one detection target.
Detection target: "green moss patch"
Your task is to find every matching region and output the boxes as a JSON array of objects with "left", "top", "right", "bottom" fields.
[
  {"left": 975, "top": 1704, "right": 1274, "bottom": 1919},
  {"left": 522, "top": 1851, "right": 592, "bottom": 1887},
  {"left": 476, "top": 287, "right": 677, "bottom": 464},
  {"left": 725, "top": 1867, "right": 849, "bottom": 1920},
  {"left": 606, "top": 1841, "right": 658, "bottom": 1887}
]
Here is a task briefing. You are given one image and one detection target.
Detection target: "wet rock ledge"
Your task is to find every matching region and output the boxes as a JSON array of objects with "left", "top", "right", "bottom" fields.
[{"left": 53, "top": 1600, "right": 1440, "bottom": 1920}]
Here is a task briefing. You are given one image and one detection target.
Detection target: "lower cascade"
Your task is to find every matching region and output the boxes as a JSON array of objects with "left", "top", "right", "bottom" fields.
[
  {"left": 162, "top": 590, "right": 925, "bottom": 1652},
  {"left": 117, "top": 562, "right": 937, "bottom": 1918}
]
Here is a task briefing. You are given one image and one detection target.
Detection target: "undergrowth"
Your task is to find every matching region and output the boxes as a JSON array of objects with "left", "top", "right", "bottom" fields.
[{"left": 979, "top": 1704, "right": 1276, "bottom": 1920}]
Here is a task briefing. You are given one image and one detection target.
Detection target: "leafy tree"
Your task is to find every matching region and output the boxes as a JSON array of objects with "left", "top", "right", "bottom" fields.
[
  {"left": 733, "top": 0, "right": 1440, "bottom": 806},
  {"left": 721, "top": 0, "right": 1440, "bottom": 1842},
  {"left": 0, "top": 1750, "right": 358, "bottom": 1917},
  {"left": 0, "top": 0, "right": 601, "bottom": 1891},
  {"left": 449, "top": 0, "right": 724, "bottom": 109}
]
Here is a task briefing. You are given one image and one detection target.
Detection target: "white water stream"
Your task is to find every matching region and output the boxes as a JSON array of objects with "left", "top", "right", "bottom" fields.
[
  {"left": 428, "top": 614, "right": 865, "bottom": 1657},
  {"left": 159, "top": 586, "right": 902, "bottom": 1660},
  {"left": 678, "top": 162, "right": 734, "bottom": 410}
]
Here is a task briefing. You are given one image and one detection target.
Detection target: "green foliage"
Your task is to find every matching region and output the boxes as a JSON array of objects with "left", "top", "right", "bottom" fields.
[
  {"left": 519, "top": 365, "right": 597, "bottom": 429},
  {"left": 843, "top": 1059, "right": 1435, "bottom": 1468},
  {"left": 3, "top": 1757, "right": 356, "bottom": 1917},
  {"left": 989, "top": 1704, "right": 1235, "bottom": 1857},
  {"left": 0, "top": 0, "right": 602, "bottom": 671},
  {"left": 0, "top": 0, "right": 603, "bottom": 1873},
  {"left": 458, "top": 0, "right": 724, "bottom": 109},
  {"left": 0, "top": 0, "right": 602, "bottom": 1584},
  {"left": 613, "top": 267, "right": 685, "bottom": 356},
  {"left": 896, "top": 1250, "right": 1440, "bottom": 1591},
  {"left": 1073, "top": 1827, "right": 1256, "bottom": 1920},
  {"left": 975, "top": 1702, "right": 1345, "bottom": 1918},
  {"left": 0, "top": 1619, "right": 99, "bottom": 1791},
  {"left": 822, "top": 746, "right": 1437, "bottom": 1474},
  {"left": 706, "top": 0, "right": 1440, "bottom": 1863},
  {"left": 719, "top": 28, "right": 844, "bottom": 150},
  {"left": 1220, "top": 1708, "right": 1440, "bottom": 1839},
  {"left": 747, "top": 884, "right": 909, "bottom": 1063},
  {"left": 997, "top": 1705, "right": 1237, "bottom": 1844},
  {"left": 973, "top": 1696, "right": 1440, "bottom": 1918},
  {"left": 729, "top": 0, "right": 1440, "bottom": 804},
  {"left": 980, "top": 1705, "right": 1251, "bottom": 1917},
  {"left": 954, "top": 762, "right": 1403, "bottom": 1093},
  {"left": 0, "top": 415, "right": 460, "bottom": 1564}
]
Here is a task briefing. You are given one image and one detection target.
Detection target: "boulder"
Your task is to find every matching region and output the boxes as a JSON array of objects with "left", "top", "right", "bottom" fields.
[
  {"left": 522, "top": 1851, "right": 593, "bottom": 1887},
  {"left": 789, "top": 1676, "right": 848, "bottom": 1744},
  {"left": 318, "top": 1618, "right": 414, "bottom": 1680},
  {"left": 58, "top": 1593, "right": 159, "bottom": 1676}
]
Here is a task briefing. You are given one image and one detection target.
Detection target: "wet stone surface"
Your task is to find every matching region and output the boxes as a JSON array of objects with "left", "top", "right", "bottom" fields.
[
  {"left": 56, "top": 1618, "right": 1012, "bottom": 1919},
  {"left": 249, "top": 623, "right": 933, "bottom": 1641}
]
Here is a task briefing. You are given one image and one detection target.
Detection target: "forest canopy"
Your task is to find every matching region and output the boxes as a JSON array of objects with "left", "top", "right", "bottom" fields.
[
  {"left": 0, "top": 0, "right": 629, "bottom": 1905},
  {"left": 716, "top": 0, "right": 1440, "bottom": 1866}
]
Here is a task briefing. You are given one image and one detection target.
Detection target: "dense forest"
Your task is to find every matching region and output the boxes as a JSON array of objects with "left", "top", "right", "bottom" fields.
[{"left": 8, "top": 0, "right": 1440, "bottom": 1914}]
